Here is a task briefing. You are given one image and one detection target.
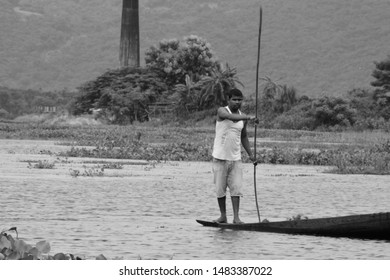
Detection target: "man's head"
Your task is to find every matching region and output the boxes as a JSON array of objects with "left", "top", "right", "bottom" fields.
[
  {"left": 227, "top": 88, "right": 243, "bottom": 111},
  {"left": 226, "top": 88, "right": 243, "bottom": 100}
]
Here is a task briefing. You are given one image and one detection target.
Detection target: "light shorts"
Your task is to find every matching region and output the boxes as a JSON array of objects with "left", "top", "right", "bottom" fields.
[{"left": 212, "top": 158, "right": 243, "bottom": 198}]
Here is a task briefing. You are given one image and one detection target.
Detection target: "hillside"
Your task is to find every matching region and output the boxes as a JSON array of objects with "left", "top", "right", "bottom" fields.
[{"left": 1, "top": 0, "right": 389, "bottom": 97}]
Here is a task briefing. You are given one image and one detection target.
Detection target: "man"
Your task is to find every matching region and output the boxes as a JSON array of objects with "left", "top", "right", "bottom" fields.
[{"left": 212, "top": 88, "right": 257, "bottom": 224}]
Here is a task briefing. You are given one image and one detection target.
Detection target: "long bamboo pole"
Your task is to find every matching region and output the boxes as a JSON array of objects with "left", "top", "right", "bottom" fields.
[{"left": 253, "top": 5, "right": 263, "bottom": 223}]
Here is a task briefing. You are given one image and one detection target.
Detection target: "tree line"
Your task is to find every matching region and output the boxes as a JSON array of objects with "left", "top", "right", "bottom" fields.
[
  {"left": 251, "top": 55, "right": 390, "bottom": 131},
  {"left": 1, "top": 34, "right": 389, "bottom": 132},
  {"left": 0, "top": 87, "right": 77, "bottom": 119},
  {"left": 70, "top": 34, "right": 390, "bottom": 131}
]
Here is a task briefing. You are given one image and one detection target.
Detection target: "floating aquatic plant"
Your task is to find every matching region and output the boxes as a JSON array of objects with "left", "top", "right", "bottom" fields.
[{"left": 0, "top": 227, "right": 107, "bottom": 260}]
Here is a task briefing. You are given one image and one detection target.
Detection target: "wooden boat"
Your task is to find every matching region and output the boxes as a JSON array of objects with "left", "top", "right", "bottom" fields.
[{"left": 197, "top": 212, "right": 390, "bottom": 240}]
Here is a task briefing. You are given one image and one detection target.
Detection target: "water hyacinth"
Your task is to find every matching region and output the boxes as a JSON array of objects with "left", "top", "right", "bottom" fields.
[
  {"left": 0, "top": 228, "right": 106, "bottom": 260},
  {"left": 2, "top": 121, "right": 390, "bottom": 175}
]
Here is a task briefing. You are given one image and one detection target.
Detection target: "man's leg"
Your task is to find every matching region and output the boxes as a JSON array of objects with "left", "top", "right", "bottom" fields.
[
  {"left": 230, "top": 161, "right": 244, "bottom": 224},
  {"left": 215, "top": 196, "right": 227, "bottom": 223},
  {"left": 213, "top": 159, "right": 228, "bottom": 223},
  {"left": 231, "top": 196, "right": 243, "bottom": 224}
]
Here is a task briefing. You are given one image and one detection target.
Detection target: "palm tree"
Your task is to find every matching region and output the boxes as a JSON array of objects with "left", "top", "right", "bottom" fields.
[
  {"left": 120, "top": 0, "right": 140, "bottom": 67},
  {"left": 261, "top": 76, "right": 283, "bottom": 100},
  {"left": 198, "top": 64, "right": 244, "bottom": 107},
  {"left": 172, "top": 74, "right": 200, "bottom": 115},
  {"left": 279, "top": 85, "right": 297, "bottom": 112},
  {"left": 260, "top": 76, "right": 296, "bottom": 113}
]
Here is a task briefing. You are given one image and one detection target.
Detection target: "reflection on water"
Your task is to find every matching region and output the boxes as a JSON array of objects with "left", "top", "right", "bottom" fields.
[{"left": 1, "top": 140, "right": 390, "bottom": 259}]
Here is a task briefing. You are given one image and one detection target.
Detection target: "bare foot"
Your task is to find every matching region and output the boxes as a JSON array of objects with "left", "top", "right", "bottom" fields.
[
  {"left": 233, "top": 219, "right": 244, "bottom": 224},
  {"left": 213, "top": 217, "right": 227, "bottom": 223}
]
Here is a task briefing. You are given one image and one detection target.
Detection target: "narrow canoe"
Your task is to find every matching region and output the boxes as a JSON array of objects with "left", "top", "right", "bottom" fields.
[{"left": 196, "top": 212, "right": 390, "bottom": 240}]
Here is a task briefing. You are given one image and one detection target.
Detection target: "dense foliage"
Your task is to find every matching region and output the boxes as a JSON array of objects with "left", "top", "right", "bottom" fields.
[
  {"left": 71, "top": 67, "right": 169, "bottom": 124},
  {"left": 145, "top": 35, "right": 219, "bottom": 87}
]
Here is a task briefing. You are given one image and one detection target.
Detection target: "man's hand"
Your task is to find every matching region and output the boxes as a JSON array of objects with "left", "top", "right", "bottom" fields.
[
  {"left": 247, "top": 116, "right": 260, "bottom": 124},
  {"left": 249, "top": 156, "right": 258, "bottom": 166}
]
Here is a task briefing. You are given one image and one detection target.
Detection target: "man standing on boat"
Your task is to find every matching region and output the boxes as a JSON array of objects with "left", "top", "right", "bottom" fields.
[{"left": 212, "top": 88, "right": 257, "bottom": 224}]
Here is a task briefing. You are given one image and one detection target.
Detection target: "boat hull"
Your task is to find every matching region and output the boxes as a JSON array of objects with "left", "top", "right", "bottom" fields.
[{"left": 197, "top": 212, "right": 390, "bottom": 240}]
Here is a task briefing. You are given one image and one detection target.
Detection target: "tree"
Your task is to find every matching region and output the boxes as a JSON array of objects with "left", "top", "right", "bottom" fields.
[
  {"left": 260, "top": 76, "right": 297, "bottom": 114},
  {"left": 0, "top": 91, "right": 10, "bottom": 111},
  {"left": 120, "top": 0, "right": 140, "bottom": 67},
  {"left": 371, "top": 55, "right": 390, "bottom": 119},
  {"left": 371, "top": 55, "right": 390, "bottom": 92},
  {"left": 311, "top": 97, "right": 357, "bottom": 128},
  {"left": 347, "top": 88, "right": 377, "bottom": 118},
  {"left": 0, "top": 108, "right": 9, "bottom": 119},
  {"left": 170, "top": 64, "right": 243, "bottom": 116},
  {"left": 96, "top": 87, "right": 153, "bottom": 124},
  {"left": 198, "top": 64, "right": 243, "bottom": 107},
  {"left": 171, "top": 74, "right": 201, "bottom": 116},
  {"left": 71, "top": 67, "right": 168, "bottom": 123},
  {"left": 145, "top": 35, "right": 219, "bottom": 86}
]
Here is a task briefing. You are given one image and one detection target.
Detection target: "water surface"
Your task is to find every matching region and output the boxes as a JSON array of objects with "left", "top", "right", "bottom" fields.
[{"left": 1, "top": 140, "right": 389, "bottom": 259}]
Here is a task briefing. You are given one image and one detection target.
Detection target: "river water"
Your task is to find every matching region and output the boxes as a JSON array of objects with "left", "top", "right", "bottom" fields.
[{"left": 1, "top": 140, "right": 389, "bottom": 259}]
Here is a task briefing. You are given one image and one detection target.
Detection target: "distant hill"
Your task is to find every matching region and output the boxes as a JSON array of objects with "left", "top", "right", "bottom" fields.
[{"left": 1, "top": 0, "right": 389, "bottom": 97}]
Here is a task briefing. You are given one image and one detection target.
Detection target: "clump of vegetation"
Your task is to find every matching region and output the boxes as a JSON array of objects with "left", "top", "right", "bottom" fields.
[
  {"left": 27, "top": 160, "right": 55, "bottom": 169},
  {"left": 0, "top": 227, "right": 106, "bottom": 260},
  {"left": 254, "top": 147, "right": 334, "bottom": 166},
  {"left": 81, "top": 166, "right": 105, "bottom": 177},
  {"left": 69, "top": 169, "right": 80, "bottom": 178},
  {"left": 288, "top": 214, "right": 309, "bottom": 221},
  {"left": 99, "top": 162, "right": 123, "bottom": 169},
  {"left": 331, "top": 140, "right": 390, "bottom": 174},
  {"left": 69, "top": 166, "right": 105, "bottom": 178}
]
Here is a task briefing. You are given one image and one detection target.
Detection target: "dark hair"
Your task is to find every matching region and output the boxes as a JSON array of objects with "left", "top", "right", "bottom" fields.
[{"left": 226, "top": 88, "right": 243, "bottom": 99}]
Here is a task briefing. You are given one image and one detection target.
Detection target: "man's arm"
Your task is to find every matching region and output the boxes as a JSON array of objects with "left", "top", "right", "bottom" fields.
[
  {"left": 217, "top": 107, "right": 253, "bottom": 121},
  {"left": 241, "top": 122, "right": 255, "bottom": 162}
]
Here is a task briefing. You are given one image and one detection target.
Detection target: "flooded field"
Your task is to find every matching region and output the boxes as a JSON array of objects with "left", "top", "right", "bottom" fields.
[{"left": 1, "top": 139, "right": 389, "bottom": 259}]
